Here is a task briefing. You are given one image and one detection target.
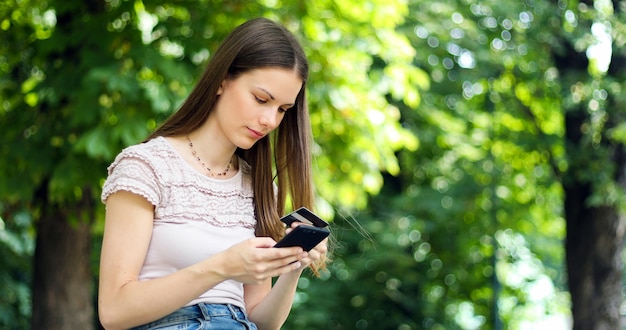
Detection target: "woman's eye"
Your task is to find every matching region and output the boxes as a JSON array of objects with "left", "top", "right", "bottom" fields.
[{"left": 254, "top": 96, "right": 267, "bottom": 104}]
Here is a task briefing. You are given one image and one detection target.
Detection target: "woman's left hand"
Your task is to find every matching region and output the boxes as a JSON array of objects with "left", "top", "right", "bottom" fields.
[{"left": 286, "top": 223, "right": 328, "bottom": 270}]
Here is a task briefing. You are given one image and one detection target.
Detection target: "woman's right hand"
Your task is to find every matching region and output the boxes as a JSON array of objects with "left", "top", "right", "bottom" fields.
[{"left": 217, "top": 237, "right": 306, "bottom": 285}]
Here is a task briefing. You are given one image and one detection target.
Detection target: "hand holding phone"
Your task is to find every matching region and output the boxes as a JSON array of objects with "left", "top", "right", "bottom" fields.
[{"left": 274, "top": 207, "right": 329, "bottom": 252}]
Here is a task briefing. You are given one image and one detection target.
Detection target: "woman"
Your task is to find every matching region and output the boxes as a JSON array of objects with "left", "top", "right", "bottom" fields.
[{"left": 98, "top": 17, "right": 328, "bottom": 330}]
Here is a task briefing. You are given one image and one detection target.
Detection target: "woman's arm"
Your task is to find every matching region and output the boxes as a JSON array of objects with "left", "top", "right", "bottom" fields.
[
  {"left": 245, "top": 234, "right": 328, "bottom": 330},
  {"left": 98, "top": 191, "right": 304, "bottom": 329},
  {"left": 244, "top": 270, "right": 304, "bottom": 330}
]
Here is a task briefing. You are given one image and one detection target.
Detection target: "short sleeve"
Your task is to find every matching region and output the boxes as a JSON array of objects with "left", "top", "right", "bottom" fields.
[{"left": 101, "top": 150, "right": 161, "bottom": 206}]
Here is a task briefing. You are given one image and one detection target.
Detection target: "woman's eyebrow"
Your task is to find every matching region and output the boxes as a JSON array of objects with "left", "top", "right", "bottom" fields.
[
  {"left": 259, "top": 87, "right": 295, "bottom": 106},
  {"left": 258, "top": 87, "right": 275, "bottom": 100}
]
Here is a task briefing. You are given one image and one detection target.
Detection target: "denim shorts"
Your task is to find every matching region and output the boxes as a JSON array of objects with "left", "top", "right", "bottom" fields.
[{"left": 130, "top": 303, "right": 258, "bottom": 330}]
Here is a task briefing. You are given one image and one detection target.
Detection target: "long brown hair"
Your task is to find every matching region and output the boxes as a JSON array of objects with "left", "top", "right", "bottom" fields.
[{"left": 147, "top": 18, "right": 320, "bottom": 266}]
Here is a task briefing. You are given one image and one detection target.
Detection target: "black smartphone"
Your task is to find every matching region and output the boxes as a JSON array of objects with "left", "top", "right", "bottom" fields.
[
  {"left": 274, "top": 225, "right": 330, "bottom": 251},
  {"left": 274, "top": 207, "right": 330, "bottom": 251}
]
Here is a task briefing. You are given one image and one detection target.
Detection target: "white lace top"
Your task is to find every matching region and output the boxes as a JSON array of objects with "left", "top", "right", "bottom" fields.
[{"left": 101, "top": 136, "right": 256, "bottom": 309}]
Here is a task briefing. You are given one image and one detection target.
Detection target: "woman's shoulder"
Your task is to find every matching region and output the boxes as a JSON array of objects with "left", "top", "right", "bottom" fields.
[
  {"left": 117, "top": 136, "right": 170, "bottom": 157},
  {"left": 107, "top": 137, "right": 180, "bottom": 174},
  {"left": 102, "top": 137, "right": 175, "bottom": 205},
  {"left": 117, "top": 137, "right": 180, "bottom": 163}
]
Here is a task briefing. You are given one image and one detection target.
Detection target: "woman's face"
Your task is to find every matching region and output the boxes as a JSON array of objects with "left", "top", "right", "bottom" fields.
[{"left": 211, "top": 67, "right": 303, "bottom": 150}]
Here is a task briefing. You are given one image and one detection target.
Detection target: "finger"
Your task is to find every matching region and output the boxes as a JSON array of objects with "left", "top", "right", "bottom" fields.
[
  {"left": 285, "top": 222, "right": 304, "bottom": 233},
  {"left": 276, "top": 251, "right": 306, "bottom": 266},
  {"left": 290, "top": 222, "right": 306, "bottom": 228},
  {"left": 254, "top": 256, "right": 303, "bottom": 279},
  {"left": 271, "top": 245, "right": 303, "bottom": 257},
  {"left": 250, "top": 237, "right": 278, "bottom": 248},
  {"left": 303, "top": 250, "right": 319, "bottom": 263},
  {"left": 274, "top": 259, "right": 304, "bottom": 276},
  {"left": 310, "top": 240, "right": 328, "bottom": 256},
  {"left": 305, "top": 244, "right": 327, "bottom": 264}
]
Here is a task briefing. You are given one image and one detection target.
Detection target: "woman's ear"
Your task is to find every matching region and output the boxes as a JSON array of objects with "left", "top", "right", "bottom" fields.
[{"left": 217, "top": 79, "right": 227, "bottom": 96}]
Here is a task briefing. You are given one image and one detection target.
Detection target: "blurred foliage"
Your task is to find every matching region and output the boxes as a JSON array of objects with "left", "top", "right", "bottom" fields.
[
  {"left": 284, "top": 0, "right": 625, "bottom": 328},
  {"left": 1, "top": 0, "right": 625, "bottom": 329},
  {"left": 0, "top": 210, "right": 33, "bottom": 330}
]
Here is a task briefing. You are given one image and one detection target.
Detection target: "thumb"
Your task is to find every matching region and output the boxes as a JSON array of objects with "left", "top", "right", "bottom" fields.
[{"left": 249, "top": 236, "right": 278, "bottom": 248}]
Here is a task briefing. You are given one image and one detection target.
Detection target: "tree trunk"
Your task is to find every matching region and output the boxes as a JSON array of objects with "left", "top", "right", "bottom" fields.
[
  {"left": 31, "top": 185, "right": 95, "bottom": 330},
  {"left": 28, "top": 2, "right": 107, "bottom": 328},
  {"left": 553, "top": 0, "right": 626, "bottom": 323},
  {"left": 560, "top": 34, "right": 626, "bottom": 330},
  {"left": 562, "top": 87, "right": 626, "bottom": 330},
  {"left": 565, "top": 188, "right": 625, "bottom": 329}
]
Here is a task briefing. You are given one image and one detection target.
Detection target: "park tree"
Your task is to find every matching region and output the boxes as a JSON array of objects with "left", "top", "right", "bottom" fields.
[{"left": 554, "top": 1, "right": 626, "bottom": 328}]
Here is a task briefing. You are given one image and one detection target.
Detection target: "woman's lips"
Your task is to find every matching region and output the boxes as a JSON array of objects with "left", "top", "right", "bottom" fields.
[{"left": 248, "top": 128, "right": 265, "bottom": 139}]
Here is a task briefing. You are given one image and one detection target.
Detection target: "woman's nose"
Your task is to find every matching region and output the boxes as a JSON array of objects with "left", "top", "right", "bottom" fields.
[{"left": 259, "top": 108, "right": 281, "bottom": 128}]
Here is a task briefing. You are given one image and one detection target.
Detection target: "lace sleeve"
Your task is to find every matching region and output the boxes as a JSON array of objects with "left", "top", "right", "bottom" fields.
[{"left": 101, "top": 150, "right": 161, "bottom": 206}]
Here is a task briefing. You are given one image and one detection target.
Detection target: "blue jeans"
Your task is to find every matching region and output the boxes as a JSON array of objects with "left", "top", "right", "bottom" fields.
[{"left": 130, "top": 303, "right": 258, "bottom": 330}]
